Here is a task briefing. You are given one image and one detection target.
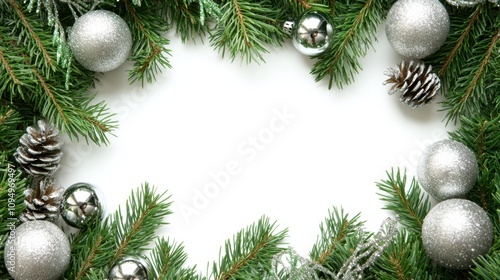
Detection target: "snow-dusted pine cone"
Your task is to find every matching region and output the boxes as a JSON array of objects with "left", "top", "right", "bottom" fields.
[
  {"left": 14, "top": 120, "right": 63, "bottom": 177},
  {"left": 384, "top": 60, "right": 441, "bottom": 108},
  {"left": 19, "top": 177, "right": 64, "bottom": 222}
]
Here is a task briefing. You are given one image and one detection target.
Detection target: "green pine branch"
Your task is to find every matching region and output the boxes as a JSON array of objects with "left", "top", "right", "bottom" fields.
[
  {"left": 65, "top": 183, "right": 172, "bottom": 279},
  {"left": 210, "top": 216, "right": 287, "bottom": 280},
  {"left": 120, "top": 0, "right": 172, "bottom": 85},
  {"left": 311, "top": 0, "right": 396, "bottom": 89},
  {"left": 0, "top": 104, "right": 31, "bottom": 155},
  {"left": 0, "top": 1, "right": 118, "bottom": 146},
  {"left": 426, "top": 3, "right": 499, "bottom": 122},
  {"left": 109, "top": 183, "right": 172, "bottom": 265},
  {"left": 210, "top": 0, "right": 287, "bottom": 63},
  {"left": 376, "top": 169, "right": 431, "bottom": 234},
  {"left": 449, "top": 114, "right": 500, "bottom": 213},
  {"left": 147, "top": 237, "right": 201, "bottom": 280},
  {"left": 472, "top": 254, "right": 500, "bottom": 279},
  {"left": 309, "top": 207, "right": 365, "bottom": 273},
  {"left": 370, "top": 230, "right": 456, "bottom": 280}
]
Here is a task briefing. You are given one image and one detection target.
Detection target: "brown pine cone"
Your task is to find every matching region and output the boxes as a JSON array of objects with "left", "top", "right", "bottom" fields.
[
  {"left": 384, "top": 60, "right": 441, "bottom": 108},
  {"left": 14, "top": 120, "right": 63, "bottom": 177}
]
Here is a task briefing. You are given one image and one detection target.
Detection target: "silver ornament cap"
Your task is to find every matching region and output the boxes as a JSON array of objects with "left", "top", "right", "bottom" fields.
[
  {"left": 109, "top": 257, "right": 148, "bottom": 280},
  {"left": 290, "top": 11, "right": 334, "bottom": 56},
  {"left": 422, "top": 199, "right": 493, "bottom": 270},
  {"left": 385, "top": 0, "right": 450, "bottom": 59},
  {"left": 69, "top": 10, "right": 132, "bottom": 72},
  {"left": 417, "top": 139, "right": 478, "bottom": 201},
  {"left": 60, "top": 182, "right": 102, "bottom": 228},
  {"left": 4, "top": 220, "right": 70, "bottom": 280}
]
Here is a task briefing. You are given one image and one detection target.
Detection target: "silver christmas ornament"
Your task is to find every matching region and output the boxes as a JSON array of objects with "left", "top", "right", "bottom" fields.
[
  {"left": 60, "top": 182, "right": 102, "bottom": 228},
  {"left": 284, "top": 11, "right": 334, "bottom": 56},
  {"left": 68, "top": 10, "right": 132, "bottom": 72},
  {"left": 385, "top": 0, "right": 450, "bottom": 59},
  {"left": 417, "top": 139, "right": 478, "bottom": 201},
  {"left": 4, "top": 220, "right": 70, "bottom": 280},
  {"left": 446, "top": 0, "right": 499, "bottom": 7},
  {"left": 109, "top": 257, "right": 148, "bottom": 280},
  {"left": 422, "top": 199, "right": 493, "bottom": 270}
]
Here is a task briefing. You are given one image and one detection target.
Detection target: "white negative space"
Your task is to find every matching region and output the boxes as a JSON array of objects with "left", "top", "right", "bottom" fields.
[{"left": 57, "top": 26, "right": 454, "bottom": 271}]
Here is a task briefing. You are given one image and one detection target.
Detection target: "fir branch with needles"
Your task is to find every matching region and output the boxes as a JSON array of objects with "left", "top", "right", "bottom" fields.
[
  {"left": 120, "top": 0, "right": 173, "bottom": 85},
  {"left": 311, "top": 0, "right": 397, "bottom": 88},
  {"left": 210, "top": 0, "right": 287, "bottom": 63},
  {"left": 211, "top": 216, "right": 287, "bottom": 280},
  {"left": 65, "top": 183, "right": 173, "bottom": 279},
  {"left": 309, "top": 207, "right": 366, "bottom": 275},
  {"left": 146, "top": 237, "right": 201, "bottom": 280},
  {"left": 376, "top": 169, "right": 431, "bottom": 234}
]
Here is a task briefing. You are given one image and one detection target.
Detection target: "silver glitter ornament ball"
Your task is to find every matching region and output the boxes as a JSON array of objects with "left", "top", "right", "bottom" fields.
[
  {"left": 109, "top": 257, "right": 148, "bottom": 280},
  {"left": 60, "top": 182, "right": 102, "bottom": 228},
  {"left": 385, "top": 0, "right": 450, "bottom": 59},
  {"left": 4, "top": 220, "right": 70, "bottom": 280},
  {"left": 417, "top": 139, "right": 478, "bottom": 201},
  {"left": 422, "top": 199, "right": 493, "bottom": 270},
  {"left": 69, "top": 10, "right": 132, "bottom": 72},
  {"left": 289, "top": 11, "right": 333, "bottom": 56}
]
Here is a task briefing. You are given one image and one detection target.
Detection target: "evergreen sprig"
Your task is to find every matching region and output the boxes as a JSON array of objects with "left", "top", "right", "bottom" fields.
[
  {"left": 210, "top": 216, "right": 287, "bottom": 279},
  {"left": 311, "top": 0, "right": 397, "bottom": 88},
  {"left": 309, "top": 207, "right": 366, "bottom": 274},
  {"left": 147, "top": 237, "right": 201, "bottom": 280},
  {"left": 119, "top": 0, "right": 172, "bottom": 85},
  {"left": 210, "top": 0, "right": 286, "bottom": 63},
  {"left": 371, "top": 230, "right": 451, "bottom": 279},
  {"left": 376, "top": 169, "right": 431, "bottom": 234},
  {"left": 427, "top": 3, "right": 499, "bottom": 123},
  {"left": 65, "top": 183, "right": 172, "bottom": 279}
]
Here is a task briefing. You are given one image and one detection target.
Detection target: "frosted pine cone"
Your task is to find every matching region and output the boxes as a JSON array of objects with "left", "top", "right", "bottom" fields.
[
  {"left": 14, "top": 120, "right": 63, "bottom": 177},
  {"left": 384, "top": 60, "right": 440, "bottom": 108},
  {"left": 19, "top": 177, "right": 64, "bottom": 222}
]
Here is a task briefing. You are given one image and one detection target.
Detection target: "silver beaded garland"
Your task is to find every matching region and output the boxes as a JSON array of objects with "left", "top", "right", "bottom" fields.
[
  {"left": 60, "top": 182, "right": 102, "bottom": 228},
  {"left": 385, "top": 0, "right": 450, "bottom": 59},
  {"left": 3, "top": 220, "right": 70, "bottom": 280},
  {"left": 108, "top": 257, "right": 148, "bottom": 280},
  {"left": 422, "top": 199, "right": 493, "bottom": 270},
  {"left": 68, "top": 10, "right": 132, "bottom": 72},
  {"left": 417, "top": 139, "right": 478, "bottom": 201},
  {"left": 284, "top": 11, "right": 334, "bottom": 56}
]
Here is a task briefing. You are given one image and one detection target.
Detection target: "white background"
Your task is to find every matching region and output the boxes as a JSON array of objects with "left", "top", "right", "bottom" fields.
[{"left": 57, "top": 26, "right": 453, "bottom": 271}]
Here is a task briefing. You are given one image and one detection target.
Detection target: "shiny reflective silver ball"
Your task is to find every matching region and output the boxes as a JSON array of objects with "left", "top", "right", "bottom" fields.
[
  {"left": 109, "top": 257, "right": 148, "bottom": 280},
  {"left": 60, "top": 182, "right": 102, "bottom": 228},
  {"left": 422, "top": 199, "right": 493, "bottom": 270},
  {"left": 417, "top": 139, "right": 478, "bottom": 201},
  {"left": 385, "top": 0, "right": 450, "bottom": 59},
  {"left": 69, "top": 10, "right": 132, "bottom": 72},
  {"left": 292, "top": 11, "right": 334, "bottom": 56},
  {"left": 4, "top": 220, "right": 70, "bottom": 280}
]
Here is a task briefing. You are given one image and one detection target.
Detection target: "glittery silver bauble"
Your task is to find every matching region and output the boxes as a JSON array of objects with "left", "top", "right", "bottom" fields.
[
  {"left": 68, "top": 10, "right": 132, "bottom": 72},
  {"left": 446, "top": 0, "right": 483, "bottom": 6},
  {"left": 109, "top": 257, "right": 148, "bottom": 280},
  {"left": 287, "top": 11, "right": 333, "bottom": 56},
  {"left": 4, "top": 220, "right": 70, "bottom": 280},
  {"left": 60, "top": 182, "right": 102, "bottom": 228},
  {"left": 385, "top": 0, "right": 450, "bottom": 59},
  {"left": 417, "top": 139, "right": 478, "bottom": 201},
  {"left": 422, "top": 199, "right": 493, "bottom": 270}
]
